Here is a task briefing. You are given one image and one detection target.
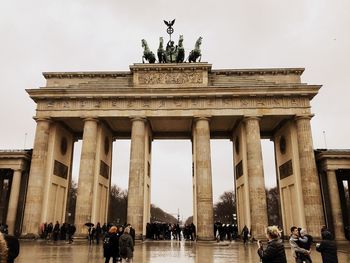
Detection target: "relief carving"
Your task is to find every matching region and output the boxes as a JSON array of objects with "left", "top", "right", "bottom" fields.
[{"left": 138, "top": 72, "right": 203, "bottom": 85}]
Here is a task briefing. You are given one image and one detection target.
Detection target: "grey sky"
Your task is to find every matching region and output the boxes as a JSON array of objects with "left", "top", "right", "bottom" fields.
[{"left": 1, "top": 0, "right": 349, "bottom": 220}]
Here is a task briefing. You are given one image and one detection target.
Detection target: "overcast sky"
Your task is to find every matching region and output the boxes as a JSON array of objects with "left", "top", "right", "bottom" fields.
[{"left": 1, "top": 0, "right": 349, "bottom": 220}]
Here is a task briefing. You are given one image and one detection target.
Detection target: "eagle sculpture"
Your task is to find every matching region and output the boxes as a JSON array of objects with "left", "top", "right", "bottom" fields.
[{"left": 164, "top": 19, "right": 175, "bottom": 27}]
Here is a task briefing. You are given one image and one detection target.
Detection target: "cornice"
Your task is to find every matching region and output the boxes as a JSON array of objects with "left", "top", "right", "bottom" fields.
[
  {"left": 211, "top": 68, "right": 305, "bottom": 76},
  {"left": 43, "top": 71, "right": 131, "bottom": 79},
  {"left": 26, "top": 84, "right": 320, "bottom": 101},
  {"left": 315, "top": 149, "right": 350, "bottom": 161},
  {"left": 0, "top": 150, "right": 32, "bottom": 160}
]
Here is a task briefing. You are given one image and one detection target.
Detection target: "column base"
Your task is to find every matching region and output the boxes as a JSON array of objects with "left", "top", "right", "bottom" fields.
[{"left": 20, "top": 233, "right": 40, "bottom": 239}]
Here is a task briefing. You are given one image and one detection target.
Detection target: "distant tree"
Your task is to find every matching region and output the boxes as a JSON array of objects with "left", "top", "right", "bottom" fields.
[
  {"left": 185, "top": 216, "right": 193, "bottom": 225},
  {"left": 150, "top": 204, "right": 178, "bottom": 224},
  {"left": 266, "top": 187, "right": 282, "bottom": 227},
  {"left": 214, "top": 190, "right": 236, "bottom": 224},
  {"left": 108, "top": 185, "right": 128, "bottom": 225}
]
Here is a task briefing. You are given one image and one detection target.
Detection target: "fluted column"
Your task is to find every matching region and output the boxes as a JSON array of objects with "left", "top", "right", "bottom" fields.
[
  {"left": 6, "top": 169, "right": 22, "bottom": 235},
  {"left": 295, "top": 115, "right": 324, "bottom": 236},
  {"left": 22, "top": 117, "right": 51, "bottom": 236},
  {"left": 326, "top": 169, "right": 345, "bottom": 240},
  {"left": 75, "top": 118, "right": 98, "bottom": 235},
  {"left": 127, "top": 117, "right": 146, "bottom": 239},
  {"left": 194, "top": 117, "right": 214, "bottom": 241},
  {"left": 244, "top": 116, "right": 268, "bottom": 238}
]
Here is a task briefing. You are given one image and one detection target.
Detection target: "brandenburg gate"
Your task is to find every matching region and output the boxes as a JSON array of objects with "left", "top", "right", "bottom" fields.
[{"left": 19, "top": 62, "right": 329, "bottom": 240}]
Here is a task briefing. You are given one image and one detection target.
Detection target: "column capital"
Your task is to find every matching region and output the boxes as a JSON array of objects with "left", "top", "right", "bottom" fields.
[
  {"left": 243, "top": 115, "right": 262, "bottom": 122},
  {"left": 33, "top": 117, "right": 52, "bottom": 123},
  {"left": 12, "top": 168, "right": 23, "bottom": 173},
  {"left": 82, "top": 117, "right": 99, "bottom": 123},
  {"left": 294, "top": 114, "right": 314, "bottom": 121},
  {"left": 130, "top": 116, "right": 147, "bottom": 123},
  {"left": 193, "top": 116, "right": 211, "bottom": 123}
]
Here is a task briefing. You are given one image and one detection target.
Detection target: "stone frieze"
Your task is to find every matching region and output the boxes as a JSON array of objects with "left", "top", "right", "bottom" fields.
[{"left": 38, "top": 96, "right": 309, "bottom": 111}]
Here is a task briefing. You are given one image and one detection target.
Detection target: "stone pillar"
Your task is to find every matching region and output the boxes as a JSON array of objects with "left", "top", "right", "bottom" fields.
[
  {"left": 193, "top": 117, "right": 214, "bottom": 241},
  {"left": 244, "top": 116, "right": 268, "bottom": 238},
  {"left": 295, "top": 115, "right": 324, "bottom": 236},
  {"left": 6, "top": 169, "right": 22, "bottom": 235},
  {"left": 326, "top": 169, "right": 345, "bottom": 240},
  {"left": 127, "top": 117, "right": 146, "bottom": 239},
  {"left": 22, "top": 117, "right": 51, "bottom": 236},
  {"left": 75, "top": 118, "right": 98, "bottom": 235}
]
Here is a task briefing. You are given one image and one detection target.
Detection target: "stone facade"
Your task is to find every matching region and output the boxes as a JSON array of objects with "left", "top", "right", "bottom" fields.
[{"left": 1, "top": 62, "right": 347, "bottom": 240}]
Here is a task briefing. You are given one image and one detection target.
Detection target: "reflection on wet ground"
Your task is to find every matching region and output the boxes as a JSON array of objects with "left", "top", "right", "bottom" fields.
[{"left": 16, "top": 239, "right": 350, "bottom": 263}]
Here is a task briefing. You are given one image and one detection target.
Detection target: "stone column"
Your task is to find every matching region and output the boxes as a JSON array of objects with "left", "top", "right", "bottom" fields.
[
  {"left": 295, "top": 115, "right": 324, "bottom": 236},
  {"left": 244, "top": 116, "right": 268, "bottom": 238},
  {"left": 193, "top": 117, "right": 214, "bottom": 241},
  {"left": 22, "top": 117, "right": 51, "bottom": 236},
  {"left": 326, "top": 169, "right": 345, "bottom": 240},
  {"left": 75, "top": 118, "right": 98, "bottom": 235},
  {"left": 6, "top": 169, "right": 22, "bottom": 235},
  {"left": 127, "top": 117, "right": 146, "bottom": 239}
]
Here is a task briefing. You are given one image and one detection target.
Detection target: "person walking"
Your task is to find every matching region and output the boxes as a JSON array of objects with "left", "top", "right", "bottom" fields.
[
  {"left": 119, "top": 227, "right": 134, "bottom": 263},
  {"left": 289, "top": 226, "right": 311, "bottom": 263},
  {"left": 103, "top": 226, "right": 119, "bottom": 263},
  {"left": 242, "top": 225, "right": 249, "bottom": 245},
  {"left": 257, "top": 225, "right": 287, "bottom": 263},
  {"left": 316, "top": 230, "right": 338, "bottom": 263},
  {"left": 96, "top": 222, "right": 102, "bottom": 245}
]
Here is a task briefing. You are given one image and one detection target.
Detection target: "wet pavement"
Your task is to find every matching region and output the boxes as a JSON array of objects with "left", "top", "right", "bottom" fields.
[{"left": 16, "top": 239, "right": 350, "bottom": 263}]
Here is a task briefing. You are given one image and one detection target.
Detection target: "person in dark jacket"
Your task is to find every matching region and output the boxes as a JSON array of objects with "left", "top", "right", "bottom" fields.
[
  {"left": 104, "top": 226, "right": 119, "bottom": 263},
  {"left": 4, "top": 234, "right": 19, "bottom": 263},
  {"left": 257, "top": 225, "right": 287, "bottom": 263},
  {"left": 316, "top": 231, "right": 338, "bottom": 263},
  {"left": 119, "top": 226, "right": 134, "bottom": 263}
]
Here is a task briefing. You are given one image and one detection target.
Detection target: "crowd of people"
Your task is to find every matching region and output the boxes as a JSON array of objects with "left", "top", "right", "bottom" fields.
[
  {"left": 1, "top": 219, "right": 344, "bottom": 263},
  {"left": 40, "top": 221, "right": 76, "bottom": 243},
  {"left": 257, "top": 225, "right": 339, "bottom": 263},
  {"left": 145, "top": 222, "right": 196, "bottom": 241},
  {"left": 214, "top": 222, "right": 239, "bottom": 242}
]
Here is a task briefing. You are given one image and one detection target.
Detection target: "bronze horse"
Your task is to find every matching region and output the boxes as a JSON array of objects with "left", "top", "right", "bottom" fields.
[
  {"left": 157, "top": 37, "right": 166, "bottom": 63},
  {"left": 142, "top": 39, "right": 156, "bottom": 63},
  {"left": 188, "top": 37, "right": 202, "bottom": 63},
  {"left": 176, "top": 35, "right": 185, "bottom": 63}
]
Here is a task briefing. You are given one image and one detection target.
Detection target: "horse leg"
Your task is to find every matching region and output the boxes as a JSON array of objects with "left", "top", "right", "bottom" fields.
[
  {"left": 198, "top": 54, "right": 202, "bottom": 62},
  {"left": 142, "top": 55, "right": 145, "bottom": 63}
]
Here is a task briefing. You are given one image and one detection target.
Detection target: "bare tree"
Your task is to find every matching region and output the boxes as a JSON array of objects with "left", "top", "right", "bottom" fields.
[
  {"left": 266, "top": 187, "right": 282, "bottom": 227},
  {"left": 214, "top": 190, "right": 236, "bottom": 224},
  {"left": 108, "top": 185, "right": 128, "bottom": 225}
]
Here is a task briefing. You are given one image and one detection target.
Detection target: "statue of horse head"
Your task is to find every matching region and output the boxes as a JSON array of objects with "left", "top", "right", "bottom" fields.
[
  {"left": 178, "top": 35, "right": 184, "bottom": 47},
  {"left": 195, "top": 36, "right": 202, "bottom": 49}
]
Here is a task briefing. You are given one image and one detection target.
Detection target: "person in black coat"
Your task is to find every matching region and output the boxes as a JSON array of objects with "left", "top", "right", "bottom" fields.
[
  {"left": 104, "top": 226, "right": 120, "bottom": 263},
  {"left": 257, "top": 225, "right": 287, "bottom": 263},
  {"left": 316, "top": 231, "right": 338, "bottom": 263},
  {"left": 4, "top": 234, "right": 19, "bottom": 263}
]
